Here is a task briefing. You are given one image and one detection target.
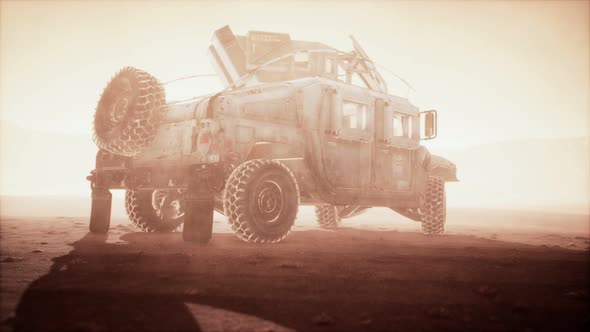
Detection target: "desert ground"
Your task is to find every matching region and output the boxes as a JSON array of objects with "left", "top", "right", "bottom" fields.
[{"left": 0, "top": 206, "right": 588, "bottom": 332}]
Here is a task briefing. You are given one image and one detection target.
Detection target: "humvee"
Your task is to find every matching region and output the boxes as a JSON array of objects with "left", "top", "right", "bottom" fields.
[{"left": 87, "top": 26, "right": 458, "bottom": 243}]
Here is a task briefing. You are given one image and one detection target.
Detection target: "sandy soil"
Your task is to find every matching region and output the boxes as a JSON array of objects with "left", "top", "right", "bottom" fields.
[{"left": 0, "top": 207, "right": 588, "bottom": 332}]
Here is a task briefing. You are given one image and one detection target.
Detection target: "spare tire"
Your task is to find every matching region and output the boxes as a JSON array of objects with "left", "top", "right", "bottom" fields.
[{"left": 93, "top": 67, "right": 166, "bottom": 156}]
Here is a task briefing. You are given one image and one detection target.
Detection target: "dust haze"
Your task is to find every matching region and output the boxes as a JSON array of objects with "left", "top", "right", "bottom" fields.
[{"left": 1, "top": 1, "right": 589, "bottom": 332}]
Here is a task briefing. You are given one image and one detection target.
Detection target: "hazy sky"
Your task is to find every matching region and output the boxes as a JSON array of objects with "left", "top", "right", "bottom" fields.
[
  {"left": 0, "top": 0, "right": 590, "bottom": 205},
  {"left": 1, "top": 0, "right": 588, "bottom": 147},
  {"left": 0, "top": 0, "right": 588, "bottom": 200}
]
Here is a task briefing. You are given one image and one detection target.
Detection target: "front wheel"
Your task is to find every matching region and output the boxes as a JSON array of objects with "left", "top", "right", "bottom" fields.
[
  {"left": 420, "top": 177, "right": 446, "bottom": 235},
  {"left": 224, "top": 160, "right": 300, "bottom": 243},
  {"left": 315, "top": 205, "right": 340, "bottom": 229}
]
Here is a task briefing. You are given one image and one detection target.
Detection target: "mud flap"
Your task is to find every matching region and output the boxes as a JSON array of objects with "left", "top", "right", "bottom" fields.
[
  {"left": 182, "top": 195, "right": 214, "bottom": 244},
  {"left": 89, "top": 188, "right": 112, "bottom": 234}
]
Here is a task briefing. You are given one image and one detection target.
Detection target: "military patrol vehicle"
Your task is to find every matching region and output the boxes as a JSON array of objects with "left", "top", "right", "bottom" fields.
[{"left": 87, "top": 26, "right": 458, "bottom": 243}]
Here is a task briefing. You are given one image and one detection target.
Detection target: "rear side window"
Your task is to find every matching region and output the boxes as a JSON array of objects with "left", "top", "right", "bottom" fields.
[{"left": 342, "top": 101, "right": 367, "bottom": 130}]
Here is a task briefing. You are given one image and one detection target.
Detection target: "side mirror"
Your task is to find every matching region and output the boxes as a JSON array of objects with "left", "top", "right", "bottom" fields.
[{"left": 420, "top": 110, "right": 437, "bottom": 140}]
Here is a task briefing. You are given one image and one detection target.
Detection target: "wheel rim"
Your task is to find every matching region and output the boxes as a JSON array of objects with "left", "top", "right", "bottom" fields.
[
  {"left": 99, "top": 78, "right": 133, "bottom": 134},
  {"left": 254, "top": 180, "right": 283, "bottom": 224},
  {"left": 110, "top": 95, "right": 129, "bottom": 124}
]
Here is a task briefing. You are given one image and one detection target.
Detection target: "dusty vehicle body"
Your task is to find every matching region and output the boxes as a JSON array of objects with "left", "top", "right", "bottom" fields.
[{"left": 87, "top": 26, "right": 458, "bottom": 243}]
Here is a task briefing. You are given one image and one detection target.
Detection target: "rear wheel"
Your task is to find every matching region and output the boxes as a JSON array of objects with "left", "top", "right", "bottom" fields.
[
  {"left": 420, "top": 177, "right": 446, "bottom": 235},
  {"left": 125, "top": 190, "right": 184, "bottom": 232},
  {"left": 224, "top": 160, "right": 299, "bottom": 243}
]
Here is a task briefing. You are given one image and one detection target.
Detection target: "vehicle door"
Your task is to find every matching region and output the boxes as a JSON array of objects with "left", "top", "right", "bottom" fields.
[
  {"left": 320, "top": 83, "right": 372, "bottom": 191},
  {"left": 372, "top": 97, "right": 418, "bottom": 195}
]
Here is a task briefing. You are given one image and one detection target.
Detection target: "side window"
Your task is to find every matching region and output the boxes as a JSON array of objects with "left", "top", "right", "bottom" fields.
[
  {"left": 392, "top": 113, "right": 415, "bottom": 140},
  {"left": 342, "top": 101, "right": 367, "bottom": 130},
  {"left": 293, "top": 52, "right": 309, "bottom": 70},
  {"left": 393, "top": 114, "right": 404, "bottom": 137}
]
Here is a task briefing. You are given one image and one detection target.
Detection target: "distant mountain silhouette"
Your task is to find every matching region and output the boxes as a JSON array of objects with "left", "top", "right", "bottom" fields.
[{"left": 1, "top": 121, "right": 588, "bottom": 216}]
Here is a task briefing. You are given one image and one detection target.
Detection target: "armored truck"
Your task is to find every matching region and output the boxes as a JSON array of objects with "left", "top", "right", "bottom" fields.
[{"left": 87, "top": 26, "right": 458, "bottom": 243}]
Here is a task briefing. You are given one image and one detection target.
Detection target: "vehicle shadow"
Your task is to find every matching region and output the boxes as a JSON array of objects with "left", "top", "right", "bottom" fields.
[
  {"left": 13, "top": 232, "right": 204, "bottom": 332},
  {"left": 12, "top": 227, "right": 590, "bottom": 332}
]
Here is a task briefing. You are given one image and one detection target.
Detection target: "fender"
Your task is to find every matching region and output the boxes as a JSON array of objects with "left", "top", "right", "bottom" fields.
[
  {"left": 426, "top": 154, "right": 458, "bottom": 182},
  {"left": 246, "top": 142, "right": 304, "bottom": 160},
  {"left": 245, "top": 142, "right": 317, "bottom": 200}
]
